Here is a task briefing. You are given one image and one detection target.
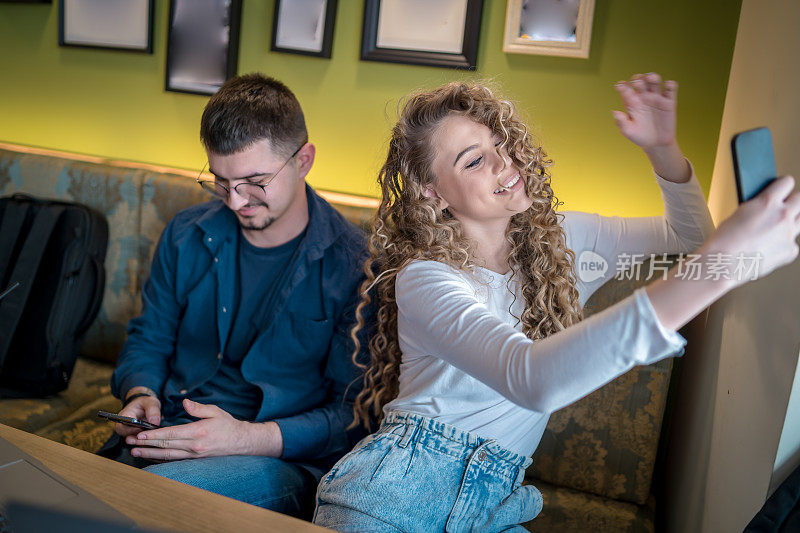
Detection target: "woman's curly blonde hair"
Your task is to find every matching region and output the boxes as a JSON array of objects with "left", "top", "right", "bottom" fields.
[{"left": 349, "top": 81, "right": 584, "bottom": 430}]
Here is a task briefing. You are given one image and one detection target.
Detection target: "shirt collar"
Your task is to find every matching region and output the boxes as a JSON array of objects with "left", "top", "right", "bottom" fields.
[{"left": 194, "top": 184, "right": 346, "bottom": 257}]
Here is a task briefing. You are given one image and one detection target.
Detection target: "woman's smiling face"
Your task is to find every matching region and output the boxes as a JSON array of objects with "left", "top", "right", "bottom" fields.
[{"left": 427, "top": 114, "right": 533, "bottom": 225}]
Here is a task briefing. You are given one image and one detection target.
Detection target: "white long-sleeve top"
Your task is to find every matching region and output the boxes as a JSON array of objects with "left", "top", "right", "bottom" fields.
[{"left": 384, "top": 162, "right": 716, "bottom": 457}]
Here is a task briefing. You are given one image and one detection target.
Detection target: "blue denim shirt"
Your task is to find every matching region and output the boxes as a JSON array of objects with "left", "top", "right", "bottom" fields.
[{"left": 111, "top": 185, "right": 369, "bottom": 467}]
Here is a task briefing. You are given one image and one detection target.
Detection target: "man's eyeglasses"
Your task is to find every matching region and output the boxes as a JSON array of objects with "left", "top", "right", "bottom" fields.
[{"left": 196, "top": 141, "right": 306, "bottom": 201}]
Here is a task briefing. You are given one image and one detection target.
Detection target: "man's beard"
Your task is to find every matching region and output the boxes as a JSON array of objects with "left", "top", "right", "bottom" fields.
[
  {"left": 239, "top": 217, "right": 276, "bottom": 231},
  {"left": 236, "top": 203, "right": 275, "bottom": 231}
]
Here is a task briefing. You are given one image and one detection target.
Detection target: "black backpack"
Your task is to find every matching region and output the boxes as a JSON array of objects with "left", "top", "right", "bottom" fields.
[
  {"left": 0, "top": 194, "right": 108, "bottom": 397},
  {"left": 746, "top": 462, "right": 800, "bottom": 532}
]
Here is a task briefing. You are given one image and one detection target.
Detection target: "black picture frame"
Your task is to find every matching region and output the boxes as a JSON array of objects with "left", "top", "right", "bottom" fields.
[
  {"left": 58, "top": 0, "right": 154, "bottom": 53},
  {"left": 164, "top": 0, "right": 242, "bottom": 96},
  {"left": 271, "top": 0, "right": 337, "bottom": 58},
  {"left": 360, "top": 0, "right": 483, "bottom": 70}
]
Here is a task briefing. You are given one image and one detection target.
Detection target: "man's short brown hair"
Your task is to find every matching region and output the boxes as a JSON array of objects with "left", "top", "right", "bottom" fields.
[{"left": 200, "top": 73, "right": 308, "bottom": 157}]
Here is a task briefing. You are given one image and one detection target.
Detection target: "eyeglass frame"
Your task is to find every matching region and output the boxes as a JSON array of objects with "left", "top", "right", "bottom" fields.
[{"left": 195, "top": 140, "right": 307, "bottom": 199}]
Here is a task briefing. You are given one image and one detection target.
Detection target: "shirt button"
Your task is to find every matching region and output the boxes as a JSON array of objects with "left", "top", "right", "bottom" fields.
[
  {"left": 179, "top": 388, "right": 187, "bottom": 394},
  {"left": 217, "top": 352, "right": 222, "bottom": 360},
  {"left": 207, "top": 237, "right": 212, "bottom": 243},
  {"left": 222, "top": 306, "right": 227, "bottom": 313},
  {"left": 214, "top": 257, "right": 219, "bottom": 263}
]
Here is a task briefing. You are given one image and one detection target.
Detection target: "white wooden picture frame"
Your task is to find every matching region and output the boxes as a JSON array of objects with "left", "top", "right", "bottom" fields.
[{"left": 502, "top": 0, "right": 594, "bottom": 59}]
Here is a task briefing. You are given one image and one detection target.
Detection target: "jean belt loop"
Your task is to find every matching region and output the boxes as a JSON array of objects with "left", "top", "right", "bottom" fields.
[
  {"left": 515, "top": 466, "right": 526, "bottom": 487},
  {"left": 397, "top": 422, "right": 416, "bottom": 449}
]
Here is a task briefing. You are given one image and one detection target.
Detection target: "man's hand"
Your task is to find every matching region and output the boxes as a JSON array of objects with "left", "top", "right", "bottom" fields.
[
  {"left": 126, "top": 399, "right": 284, "bottom": 461},
  {"left": 115, "top": 387, "right": 161, "bottom": 437}
]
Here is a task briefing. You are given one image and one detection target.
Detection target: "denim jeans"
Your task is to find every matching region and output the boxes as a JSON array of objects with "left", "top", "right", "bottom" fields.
[
  {"left": 313, "top": 411, "right": 543, "bottom": 532},
  {"left": 144, "top": 455, "right": 317, "bottom": 519}
]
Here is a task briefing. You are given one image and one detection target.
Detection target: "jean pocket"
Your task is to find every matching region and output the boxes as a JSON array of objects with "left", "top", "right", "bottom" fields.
[
  {"left": 498, "top": 483, "right": 544, "bottom": 528},
  {"left": 320, "top": 431, "right": 395, "bottom": 486}
]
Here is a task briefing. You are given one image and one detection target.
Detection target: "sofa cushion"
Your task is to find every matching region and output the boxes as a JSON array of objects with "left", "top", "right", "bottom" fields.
[
  {"left": 0, "top": 148, "right": 145, "bottom": 365},
  {"left": 523, "top": 479, "right": 654, "bottom": 532},
  {"left": 322, "top": 200, "right": 373, "bottom": 232},
  {"left": 0, "top": 357, "right": 114, "bottom": 433},
  {"left": 137, "top": 171, "right": 210, "bottom": 297},
  {"left": 529, "top": 256, "right": 681, "bottom": 505},
  {"left": 529, "top": 358, "right": 673, "bottom": 506},
  {"left": 36, "top": 394, "right": 120, "bottom": 453}
]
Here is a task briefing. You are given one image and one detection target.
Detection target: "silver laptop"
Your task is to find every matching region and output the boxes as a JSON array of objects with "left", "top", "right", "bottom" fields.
[{"left": 0, "top": 436, "right": 136, "bottom": 530}]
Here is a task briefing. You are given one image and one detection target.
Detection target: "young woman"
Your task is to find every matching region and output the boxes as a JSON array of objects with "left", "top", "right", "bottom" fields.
[{"left": 313, "top": 73, "right": 800, "bottom": 532}]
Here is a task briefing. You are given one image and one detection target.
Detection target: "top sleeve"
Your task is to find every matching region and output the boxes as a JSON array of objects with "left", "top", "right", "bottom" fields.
[
  {"left": 561, "top": 159, "right": 716, "bottom": 291},
  {"left": 395, "top": 261, "right": 686, "bottom": 414}
]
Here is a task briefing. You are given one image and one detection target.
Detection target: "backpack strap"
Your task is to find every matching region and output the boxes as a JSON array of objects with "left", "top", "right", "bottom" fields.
[
  {"left": 0, "top": 201, "right": 31, "bottom": 285},
  {"left": 0, "top": 205, "right": 65, "bottom": 370},
  {"left": 75, "top": 255, "right": 105, "bottom": 336}
]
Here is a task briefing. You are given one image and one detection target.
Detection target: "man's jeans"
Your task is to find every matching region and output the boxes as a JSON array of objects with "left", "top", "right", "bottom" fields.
[
  {"left": 145, "top": 455, "right": 317, "bottom": 519},
  {"left": 98, "top": 433, "right": 317, "bottom": 519}
]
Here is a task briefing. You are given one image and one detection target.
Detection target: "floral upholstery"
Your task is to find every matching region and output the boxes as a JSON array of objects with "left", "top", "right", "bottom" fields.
[
  {"left": 138, "top": 171, "right": 211, "bottom": 296},
  {"left": 525, "top": 480, "right": 655, "bottom": 532},
  {"left": 325, "top": 202, "right": 373, "bottom": 232},
  {"left": 529, "top": 359, "right": 672, "bottom": 505},
  {"left": 36, "top": 394, "right": 120, "bottom": 453},
  {"left": 1, "top": 145, "right": 685, "bottom": 531},
  {"left": 0, "top": 358, "right": 113, "bottom": 433}
]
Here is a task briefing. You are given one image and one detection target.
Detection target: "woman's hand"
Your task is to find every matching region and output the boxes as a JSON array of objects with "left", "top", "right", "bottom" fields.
[
  {"left": 702, "top": 175, "right": 800, "bottom": 290},
  {"left": 645, "top": 176, "right": 799, "bottom": 332},
  {"left": 612, "top": 72, "right": 689, "bottom": 182},
  {"left": 612, "top": 72, "right": 677, "bottom": 149}
]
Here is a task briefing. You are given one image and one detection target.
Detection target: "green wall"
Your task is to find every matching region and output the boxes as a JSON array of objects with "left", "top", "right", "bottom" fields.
[{"left": 0, "top": 1, "right": 740, "bottom": 215}]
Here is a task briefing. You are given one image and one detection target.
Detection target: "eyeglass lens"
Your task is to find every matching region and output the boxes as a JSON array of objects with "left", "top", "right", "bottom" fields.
[{"left": 199, "top": 180, "right": 268, "bottom": 201}]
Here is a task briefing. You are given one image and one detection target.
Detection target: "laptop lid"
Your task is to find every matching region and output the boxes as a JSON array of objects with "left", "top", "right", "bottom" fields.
[{"left": 0, "top": 437, "right": 135, "bottom": 529}]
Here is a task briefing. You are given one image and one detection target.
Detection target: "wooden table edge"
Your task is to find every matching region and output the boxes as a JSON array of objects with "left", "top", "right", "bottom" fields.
[{"left": 0, "top": 424, "right": 328, "bottom": 532}]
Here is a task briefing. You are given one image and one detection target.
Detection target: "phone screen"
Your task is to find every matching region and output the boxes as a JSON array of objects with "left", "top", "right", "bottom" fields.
[{"left": 731, "top": 127, "right": 777, "bottom": 203}]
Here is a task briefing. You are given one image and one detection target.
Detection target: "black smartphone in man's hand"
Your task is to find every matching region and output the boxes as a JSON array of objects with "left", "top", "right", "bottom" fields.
[
  {"left": 97, "top": 410, "right": 161, "bottom": 430},
  {"left": 731, "top": 127, "right": 777, "bottom": 203}
]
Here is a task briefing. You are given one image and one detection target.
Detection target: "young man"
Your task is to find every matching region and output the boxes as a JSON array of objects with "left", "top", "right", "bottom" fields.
[{"left": 99, "top": 74, "right": 369, "bottom": 519}]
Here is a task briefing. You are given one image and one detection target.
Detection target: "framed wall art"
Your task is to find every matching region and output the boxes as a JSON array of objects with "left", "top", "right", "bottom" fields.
[
  {"left": 165, "top": 0, "right": 242, "bottom": 96},
  {"left": 503, "top": 0, "right": 594, "bottom": 58},
  {"left": 360, "top": 0, "right": 484, "bottom": 70},
  {"left": 271, "top": 0, "right": 337, "bottom": 58},
  {"left": 58, "top": 0, "right": 154, "bottom": 53}
]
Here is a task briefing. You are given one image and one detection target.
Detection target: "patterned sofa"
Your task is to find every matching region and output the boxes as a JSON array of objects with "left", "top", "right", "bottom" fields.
[{"left": 0, "top": 143, "right": 693, "bottom": 531}]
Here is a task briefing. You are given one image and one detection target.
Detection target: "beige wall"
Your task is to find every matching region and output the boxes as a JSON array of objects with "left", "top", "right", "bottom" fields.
[{"left": 663, "top": 1, "right": 800, "bottom": 531}]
